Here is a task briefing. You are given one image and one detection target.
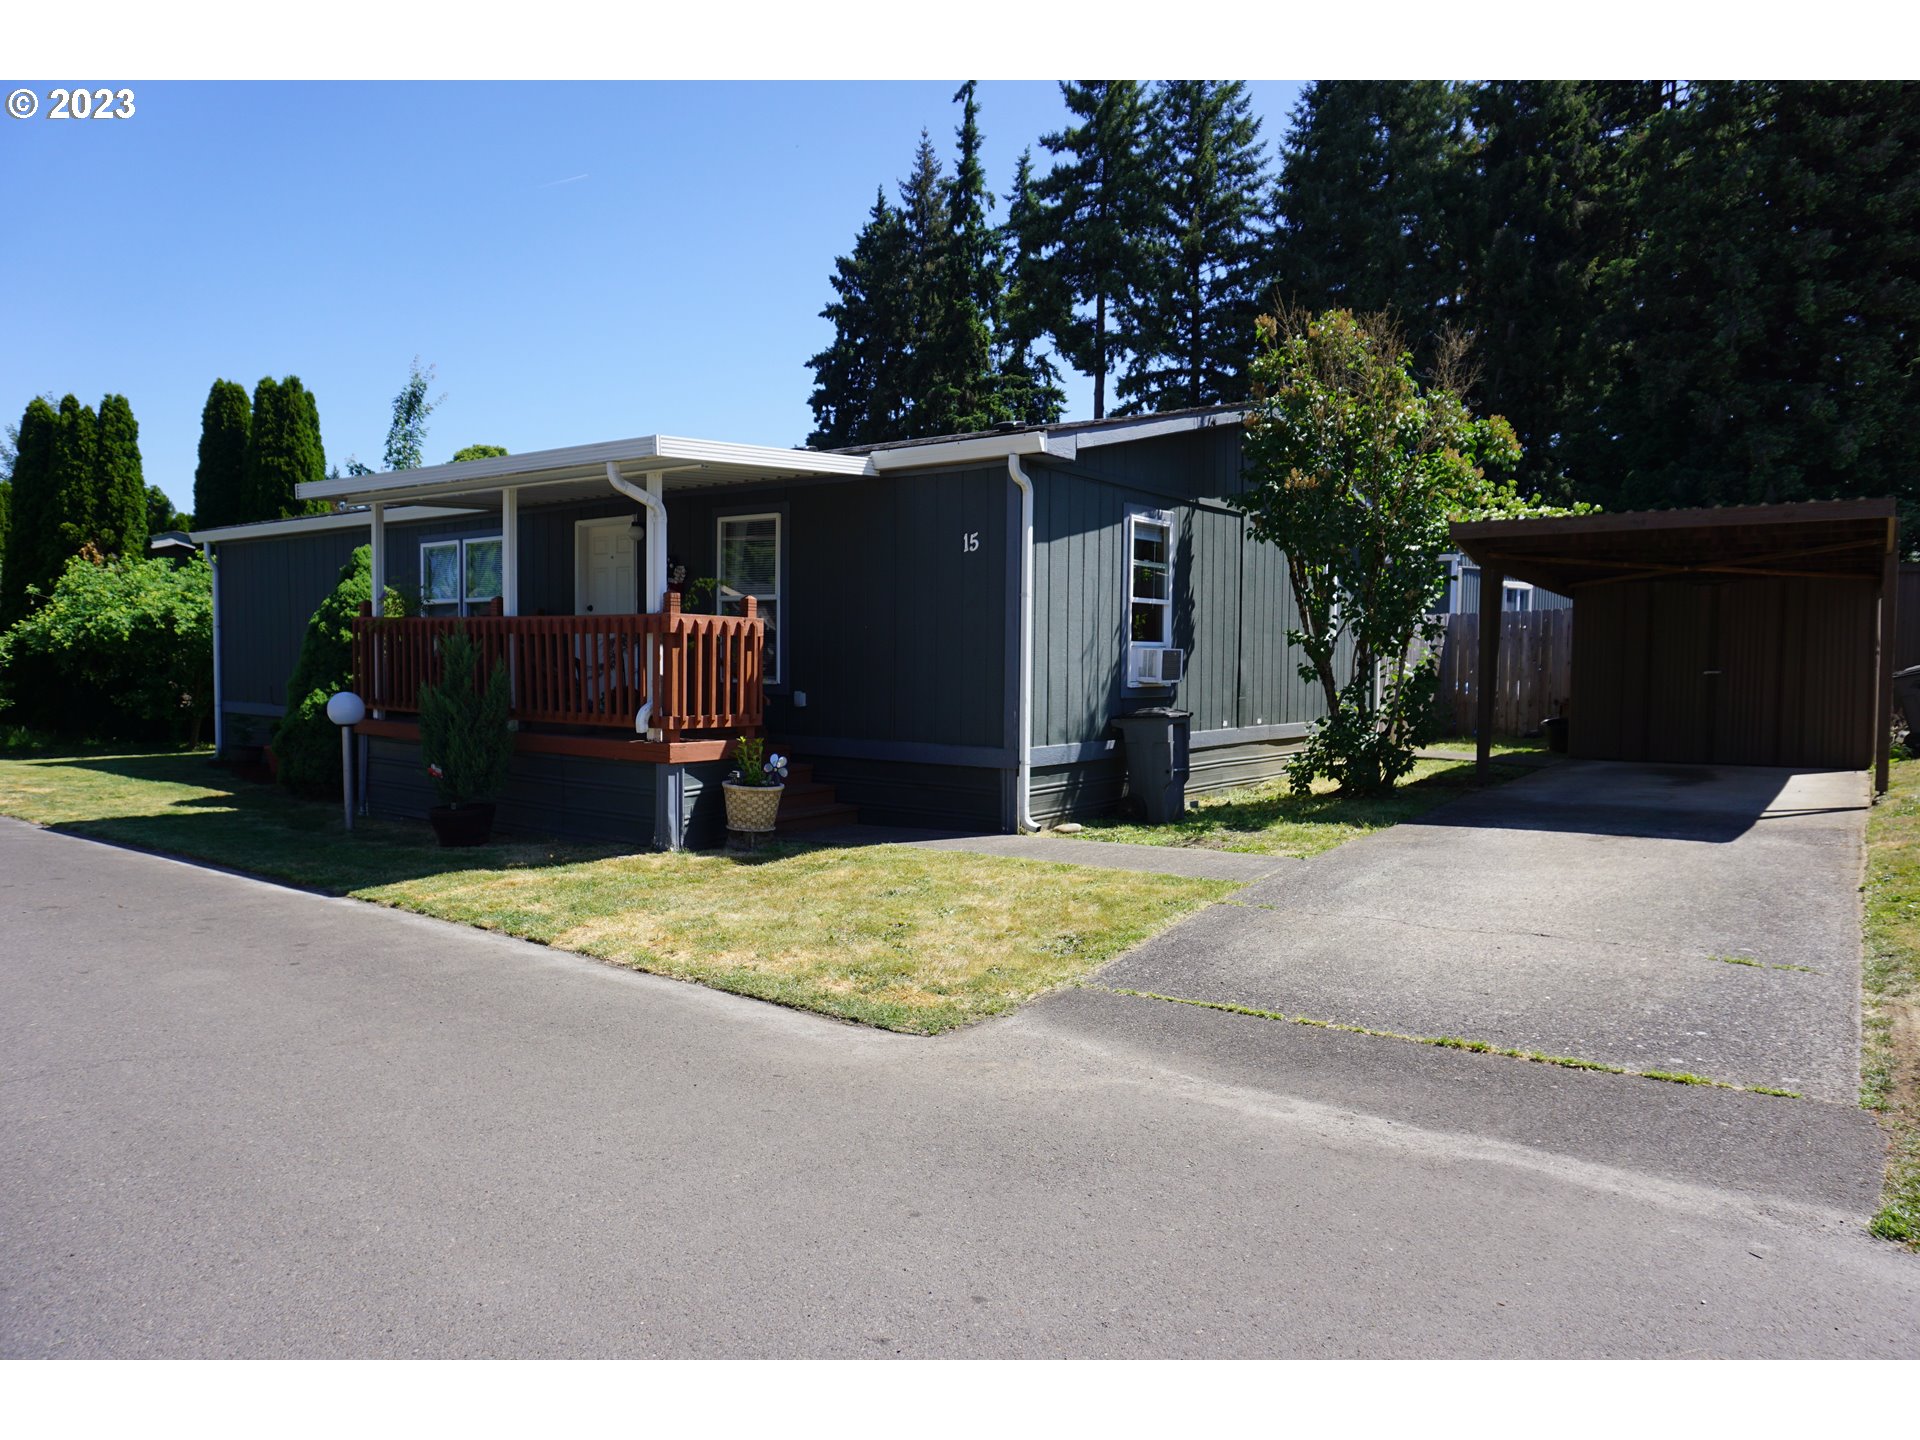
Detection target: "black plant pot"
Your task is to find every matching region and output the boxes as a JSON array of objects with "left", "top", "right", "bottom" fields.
[{"left": 429, "top": 803, "right": 497, "bottom": 848}]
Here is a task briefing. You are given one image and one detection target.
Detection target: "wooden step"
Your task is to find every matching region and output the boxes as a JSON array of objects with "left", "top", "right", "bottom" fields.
[
  {"left": 758, "top": 749, "right": 856, "bottom": 832},
  {"left": 777, "top": 801, "right": 861, "bottom": 834}
]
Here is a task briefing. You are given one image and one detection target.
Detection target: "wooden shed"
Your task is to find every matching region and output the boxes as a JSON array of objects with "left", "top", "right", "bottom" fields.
[{"left": 1450, "top": 500, "right": 1900, "bottom": 792}]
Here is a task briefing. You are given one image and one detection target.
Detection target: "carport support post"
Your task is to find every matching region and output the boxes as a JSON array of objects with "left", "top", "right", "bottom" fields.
[
  {"left": 1878, "top": 540, "right": 1897, "bottom": 795},
  {"left": 1475, "top": 562, "right": 1504, "bottom": 781}
]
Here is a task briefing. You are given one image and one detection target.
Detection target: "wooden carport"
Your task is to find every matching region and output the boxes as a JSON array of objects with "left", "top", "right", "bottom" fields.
[{"left": 1450, "top": 499, "right": 1900, "bottom": 793}]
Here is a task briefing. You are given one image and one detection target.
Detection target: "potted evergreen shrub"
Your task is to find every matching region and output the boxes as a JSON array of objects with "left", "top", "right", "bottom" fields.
[
  {"left": 418, "top": 626, "right": 514, "bottom": 847},
  {"left": 722, "top": 735, "right": 788, "bottom": 835}
]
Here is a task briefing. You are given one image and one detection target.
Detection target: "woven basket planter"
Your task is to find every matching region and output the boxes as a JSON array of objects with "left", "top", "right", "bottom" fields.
[{"left": 723, "top": 782, "right": 784, "bottom": 833}]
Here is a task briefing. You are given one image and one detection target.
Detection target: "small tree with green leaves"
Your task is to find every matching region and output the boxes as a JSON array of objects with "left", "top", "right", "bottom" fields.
[
  {"left": 417, "top": 626, "right": 513, "bottom": 809},
  {"left": 450, "top": 444, "right": 508, "bottom": 463},
  {"left": 1238, "top": 308, "right": 1561, "bottom": 795}
]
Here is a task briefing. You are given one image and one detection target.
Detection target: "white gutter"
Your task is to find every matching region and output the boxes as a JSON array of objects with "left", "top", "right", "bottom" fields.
[
  {"left": 605, "top": 462, "right": 667, "bottom": 737},
  {"left": 206, "top": 542, "right": 223, "bottom": 757},
  {"left": 1007, "top": 455, "right": 1039, "bottom": 833}
]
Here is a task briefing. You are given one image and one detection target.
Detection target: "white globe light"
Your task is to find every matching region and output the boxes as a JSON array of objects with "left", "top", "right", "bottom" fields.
[{"left": 326, "top": 691, "right": 367, "bottom": 727}]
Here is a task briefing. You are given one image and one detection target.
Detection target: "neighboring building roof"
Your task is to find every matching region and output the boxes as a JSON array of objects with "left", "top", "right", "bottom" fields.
[
  {"left": 149, "top": 530, "right": 198, "bottom": 553},
  {"left": 829, "top": 403, "right": 1244, "bottom": 456}
]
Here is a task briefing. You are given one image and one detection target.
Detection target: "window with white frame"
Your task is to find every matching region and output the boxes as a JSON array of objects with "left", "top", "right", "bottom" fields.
[
  {"left": 420, "top": 536, "right": 503, "bottom": 616},
  {"left": 1127, "top": 511, "right": 1174, "bottom": 651},
  {"left": 717, "top": 513, "right": 781, "bottom": 684}
]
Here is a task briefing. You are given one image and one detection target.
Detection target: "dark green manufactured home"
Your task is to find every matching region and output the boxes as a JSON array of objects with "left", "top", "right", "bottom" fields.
[{"left": 193, "top": 407, "right": 1333, "bottom": 848}]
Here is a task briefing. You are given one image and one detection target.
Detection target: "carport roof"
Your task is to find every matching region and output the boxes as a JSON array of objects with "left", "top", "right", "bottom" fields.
[{"left": 1449, "top": 498, "right": 1898, "bottom": 594}]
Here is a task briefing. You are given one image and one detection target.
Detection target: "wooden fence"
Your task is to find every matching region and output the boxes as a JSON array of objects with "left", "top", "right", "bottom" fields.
[{"left": 1428, "top": 609, "right": 1574, "bottom": 737}]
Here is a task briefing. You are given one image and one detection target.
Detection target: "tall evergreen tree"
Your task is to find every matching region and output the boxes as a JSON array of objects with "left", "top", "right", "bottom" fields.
[
  {"left": 913, "top": 84, "right": 1002, "bottom": 436},
  {"left": 246, "top": 376, "right": 328, "bottom": 520},
  {"left": 1, "top": 398, "right": 58, "bottom": 624},
  {"left": 894, "top": 131, "right": 954, "bottom": 431},
  {"left": 49, "top": 395, "right": 100, "bottom": 559},
  {"left": 1269, "top": 81, "right": 1473, "bottom": 349},
  {"left": 1119, "top": 80, "right": 1272, "bottom": 413},
  {"left": 92, "top": 393, "right": 148, "bottom": 559},
  {"left": 995, "top": 149, "right": 1069, "bottom": 425},
  {"left": 193, "top": 379, "right": 252, "bottom": 528},
  {"left": 1577, "top": 81, "right": 1920, "bottom": 521},
  {"left": 807, "top": 189, "right": 914, "bottom": 447},
  {"left": 1031, "top": 81, "right": 1157, "bottom": 418},
  {"left": 0, "top": 480, "right": 9, "bottom": 593}
]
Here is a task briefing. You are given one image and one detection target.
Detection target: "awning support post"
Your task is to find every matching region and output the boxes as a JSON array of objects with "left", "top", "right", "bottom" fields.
[
  {"left": 368, "top": 502, "right": 386, "bottom": 617},
  {"left": 1476, "top": 563, "right": 1504, "bottom": 781},
  {"left": 501, "top": 487, "right": 519, "bottom": 616}
]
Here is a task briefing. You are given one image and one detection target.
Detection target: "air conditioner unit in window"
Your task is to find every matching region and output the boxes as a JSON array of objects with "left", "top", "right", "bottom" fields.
[{"left": 1131, "top": 646, "right": 1186, "bottom": 687}]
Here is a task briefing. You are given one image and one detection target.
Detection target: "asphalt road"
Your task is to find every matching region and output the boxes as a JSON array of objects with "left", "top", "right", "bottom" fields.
[{"left": 3, "top": 816, "right": 1918, "bottom": 1358}]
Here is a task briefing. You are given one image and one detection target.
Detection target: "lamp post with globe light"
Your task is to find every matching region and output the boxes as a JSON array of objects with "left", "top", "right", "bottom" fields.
[{"left": 326, "top": 691, "right": 366, "bottom": 830}]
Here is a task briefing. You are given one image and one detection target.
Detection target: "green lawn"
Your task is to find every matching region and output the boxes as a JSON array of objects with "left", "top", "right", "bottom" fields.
[
  {"left": 1073, "top": 751, "right": 1546, "bottom": 858},
  {"left": 0, "top": 748, "right": 1232, "bottom": 1034},
  {"left": 1863, "top": 755, "right": 1920, "bottom": 1247}
]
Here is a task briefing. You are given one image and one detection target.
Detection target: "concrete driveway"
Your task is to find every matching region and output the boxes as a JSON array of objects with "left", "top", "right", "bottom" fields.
[
  {"left": 1088, "top": 761, "right": 1870, "bottom": 1101},
  {"left": 3, "top": 809, "right": 1917, "bottom": 1358}
]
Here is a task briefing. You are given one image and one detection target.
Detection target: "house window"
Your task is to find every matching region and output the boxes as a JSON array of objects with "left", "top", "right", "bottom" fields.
[
  {"left": 1128, "top": 511, "right": 1173, "bottom": 647},
  {"left": 717, "top": 513, "right": 781, "bottom": 684},
  {"left": 421, "top": 536, "right": 503, "bottom": 617}
]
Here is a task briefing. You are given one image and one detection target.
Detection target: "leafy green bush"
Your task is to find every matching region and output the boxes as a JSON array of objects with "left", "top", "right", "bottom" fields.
[
  {"left": 0, "top": 549, "right": 212, "bottom": 741},
  {"left": 274, "top": 545, "right": 408, "bottom": 795},
  {"left": 418, "top": 626, "right": 512, "bottom": 808}
]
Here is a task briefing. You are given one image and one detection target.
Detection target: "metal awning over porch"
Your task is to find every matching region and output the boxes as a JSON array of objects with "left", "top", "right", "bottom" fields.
[{"left": 296, "top": 434, "right": 875, "bottom": 511}]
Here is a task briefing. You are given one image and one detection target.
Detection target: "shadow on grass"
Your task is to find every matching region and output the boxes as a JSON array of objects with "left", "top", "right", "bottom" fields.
[
  {"left": 1076, "top": 756, "right": 1505, "bottom": 852},
  {"left": 12, "top": 751, "right": 616, "bottom": 895}
]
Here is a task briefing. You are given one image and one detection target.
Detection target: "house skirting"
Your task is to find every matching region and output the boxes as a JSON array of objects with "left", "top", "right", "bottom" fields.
[{"left": 361, "top": 731, "right": 730, "bottom": 851}]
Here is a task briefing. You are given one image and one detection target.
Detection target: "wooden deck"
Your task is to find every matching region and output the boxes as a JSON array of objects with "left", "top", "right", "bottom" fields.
[{"left": 350, "top": 592, "right": 764, "bottom": 741}]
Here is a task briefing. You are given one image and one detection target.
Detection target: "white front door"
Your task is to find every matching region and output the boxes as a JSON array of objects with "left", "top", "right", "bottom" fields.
[{"left": 577, "top": 518, "right": 638, "bottom": 615}]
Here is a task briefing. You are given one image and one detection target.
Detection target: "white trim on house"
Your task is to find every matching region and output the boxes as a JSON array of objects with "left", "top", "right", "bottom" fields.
[{"left": 187, "top": 506, "right": 480, "bottom": 544}]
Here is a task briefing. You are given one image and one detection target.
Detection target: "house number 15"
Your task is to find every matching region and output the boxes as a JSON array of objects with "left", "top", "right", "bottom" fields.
[{"left": 961, "top": 532, "right": 980, "bottom": 553}]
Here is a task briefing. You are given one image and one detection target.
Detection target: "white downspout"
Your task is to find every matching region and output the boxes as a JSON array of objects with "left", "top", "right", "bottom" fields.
[
  {"left": 1007, "top": 454, "right": 1039, "bottom": 832},
  {"left": 605, "top": 462, "right": 667, "bottom": 737},
  {"left": 205, "top": 542, "right": 223, "bottom": 757}
]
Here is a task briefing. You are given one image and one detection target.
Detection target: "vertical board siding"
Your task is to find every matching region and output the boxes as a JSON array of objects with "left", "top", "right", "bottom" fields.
[
  {"left": 667, "top": 468, "right": 1008, "bottom": 752},
  {"left": 1030, "top": 423, "right": 1334, "bottom": 752},
  {"left": 216, "top": 530, "right": 365, "bottom": 709},
  {"left": 1570, "top": 577, "right": 1874, "bottom": 769}
]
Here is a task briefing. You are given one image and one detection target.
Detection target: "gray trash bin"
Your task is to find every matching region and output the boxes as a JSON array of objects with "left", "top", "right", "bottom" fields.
[{"left": 1111, "top": 707, "right": 1192, "bottom": 824}]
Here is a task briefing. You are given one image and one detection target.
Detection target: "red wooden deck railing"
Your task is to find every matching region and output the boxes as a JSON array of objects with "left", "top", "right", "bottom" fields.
[{"left": 350, "top": 592, "right": 764, "bottom": 737}]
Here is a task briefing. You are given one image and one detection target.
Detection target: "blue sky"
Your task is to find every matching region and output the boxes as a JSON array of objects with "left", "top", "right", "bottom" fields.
[{"left": 0, "top": 81, "right": 1304, "bottom": 513}]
